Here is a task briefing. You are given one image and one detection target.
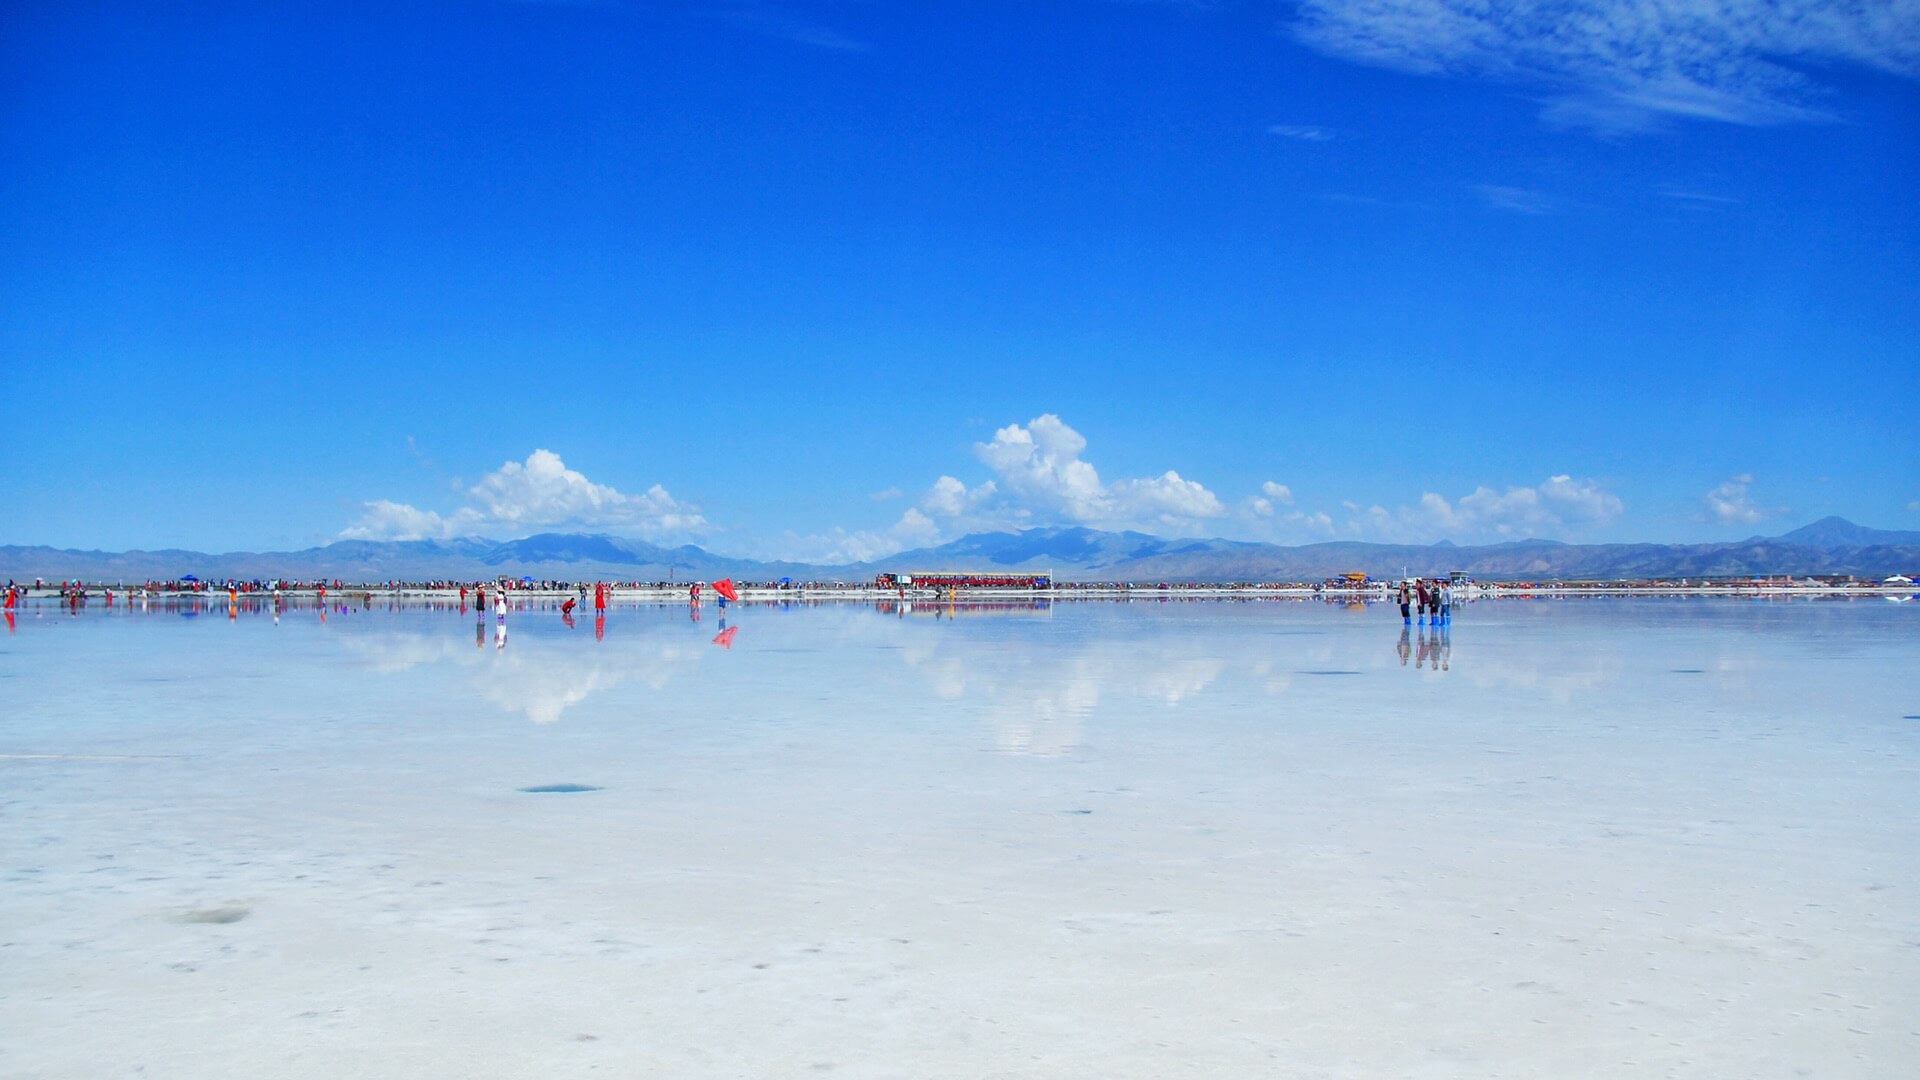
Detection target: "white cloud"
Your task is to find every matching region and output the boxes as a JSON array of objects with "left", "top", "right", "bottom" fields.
[
  {"left": 1268, "top": 123, "right": 1335, "bottom": 140},
  {"left": 802, "top": 414, "right": 1231, "bottom": 559},
  {"left": 921, "top": 473, "right": 996, "bottom": 518},
  {"left": 1703, "top": 473, "right": 1775, "bottom": 525},
  {"left": 1243, "top": 481, "right": 1300, "bottom": 524},
  {"left": 1292, "top": 0, "right": 1920, "bottom": 132},
  {"left": 1242, "top": 501, "right": 1338, "bottom": 540},
  {"left": 1112, "top": 470, "right": 1226, "bottom": 519},
  {"left": 767, "top": 512, "right": 941, "bottom": 566},
  {"left": 341, "top": 500, "right": 449, "bottom": 542},
  {"left": 713, "top": 5, "right": 870, "bottom": 53},
  {"left": 1657, "top": 186, "right": 1741, "bottom": 208},
  {"left": 1346, "top": 474, "right": 1624, "bottom": 541},
  {"left": 342, "top": 449, "right": 704, "bottom": 541},
  {"left": 957, "top": 414, "right": 1225, "bottom": 531},
  {"left": 868, "top": 486, "right": 903, "bottom": 501}
]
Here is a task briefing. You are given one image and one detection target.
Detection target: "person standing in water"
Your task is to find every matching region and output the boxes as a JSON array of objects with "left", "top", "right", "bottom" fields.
[{"left": 1397, "top": 580, "right": 1412, "bottom": 625}]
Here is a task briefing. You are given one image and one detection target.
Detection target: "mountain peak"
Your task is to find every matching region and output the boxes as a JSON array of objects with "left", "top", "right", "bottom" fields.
[{"left": 1775, "top": 517, "right": 1920, "bottom": 548}]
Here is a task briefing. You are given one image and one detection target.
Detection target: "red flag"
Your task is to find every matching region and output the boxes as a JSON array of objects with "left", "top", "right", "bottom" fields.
[
  {"left": 712, "top": 578, "right": 739, "bottom": 602},
  {"left": 711, "top": 625, "right": 739, "bottom": 648}
]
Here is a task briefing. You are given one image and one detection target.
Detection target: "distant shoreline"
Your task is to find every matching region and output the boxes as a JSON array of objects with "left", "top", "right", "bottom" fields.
[{"left": 14, "top": 582, "right": 1917, "bottom": 602}]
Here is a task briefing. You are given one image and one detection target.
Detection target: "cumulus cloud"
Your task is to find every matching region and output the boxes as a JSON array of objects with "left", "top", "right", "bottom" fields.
[
  {"left": 951, "top": 414, "right": 1225, "bottom": 530},
  {"left": 1243, "top": 481, "right": 1298, "bottom": 521},
  {"left": 341, "top": 450, "right": 704, "bottom": 541},
  {"left": 1347, "top": 474, "right": 1624, "bottom": 541},
  {"left": 1703, "top": 473, "right": 1775, "bottom": 525},
  {"left": 1292, "top": 0, "right": 1920, "bottom": 132},
  {"left": 801, "top": 414, "right": 1230, "bottom": 560},
  {"left": 343, "top": 500, "right": 450, "bottom": 542}
]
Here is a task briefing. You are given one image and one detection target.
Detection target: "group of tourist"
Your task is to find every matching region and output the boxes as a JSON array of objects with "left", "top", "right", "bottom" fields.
[{"left": 1396, "top": 578, "right": 1454, "bottom": 626}]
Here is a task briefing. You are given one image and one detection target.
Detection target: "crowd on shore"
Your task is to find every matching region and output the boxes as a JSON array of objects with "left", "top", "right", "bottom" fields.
[{"left": 8, "top": 571, "right": 1914, "bottom": 607}]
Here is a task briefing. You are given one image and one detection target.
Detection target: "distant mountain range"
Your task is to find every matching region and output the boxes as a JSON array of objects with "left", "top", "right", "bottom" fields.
[{"left": 4, "top": 516, "right": 1917, "bottom": 583}]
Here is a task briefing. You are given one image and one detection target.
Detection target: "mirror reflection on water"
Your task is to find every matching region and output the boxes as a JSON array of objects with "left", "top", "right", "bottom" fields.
[{"left": 3, "top": 597, "right": 1915, "bottom": 1077}]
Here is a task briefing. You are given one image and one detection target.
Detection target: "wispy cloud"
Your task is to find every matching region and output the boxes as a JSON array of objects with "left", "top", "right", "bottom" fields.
[
  {"left": 405, "top": 435, "right": 437, "bottom": 471},
  {"left": 341, "top": 450, "right": 704, "bottom": 541},
  {"left": 1473, "top": 183, "right": 1555, "bottom": 214},
  {"left": 1343, "top": 475, "right": 1624, "bottom": 542},
  {"left": 1703, "top": 473, "right": 1777, "bottom": 525},
  {"left": 1291, "top": 0, "right": 1920, "bottom": 132},
  {"left": 1657, "top": 186, "right": 1741, "bottom": 207},
  {"left": 711, "top": 1, "right": 870, "bottom": 52},
  {"left": 1268, "top": 123, "right": 1335, "bottom": 141}
]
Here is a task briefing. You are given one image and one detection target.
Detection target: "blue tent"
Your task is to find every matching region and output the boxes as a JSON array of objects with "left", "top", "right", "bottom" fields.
[
  {"left": 180, "top": 573, "right": 199, "bottom": 582},
  {"left": 520, "top": 575, "right": 535, "bottom": 583}
]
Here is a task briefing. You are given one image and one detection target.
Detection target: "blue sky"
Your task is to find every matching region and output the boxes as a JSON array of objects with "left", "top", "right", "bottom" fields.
[{"left": 3, "top": 1, "right": 1916, "bottom": 560}]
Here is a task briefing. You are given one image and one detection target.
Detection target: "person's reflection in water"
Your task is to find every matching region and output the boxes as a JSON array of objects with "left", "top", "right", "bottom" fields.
[
  {"left": 1415, "top": 625, "right": 1433, "bottom": 669},
  {"left": 4, "top": 610, "right": 13, "bottom": 634},
  {"left": 594, "top": 613, "right": 605, "bottom": 642},
  {"left": 475, "top": 618, "right": 486, "bottom": 649},
  {"left": 1437, "top": 624, "right": 1451, "bottom": 671},
  {"left": 561, "top": 609, "right": 575, "bottom": 629},
  {"left": 495, "top": 622, "right": 507, "bottom": 650},
  {"left": 1397, "top": 626, "right": 1411, "bottom": 666}
]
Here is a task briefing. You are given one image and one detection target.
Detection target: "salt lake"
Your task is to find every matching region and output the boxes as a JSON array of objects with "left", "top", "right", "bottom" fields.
[{"left": 3, "top": 596, "right": 1916, "bottom": 1077}]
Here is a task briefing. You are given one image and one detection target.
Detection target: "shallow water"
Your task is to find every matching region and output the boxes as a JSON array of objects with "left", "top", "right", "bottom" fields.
[{"left": 3, "top": 597, "right": 1917, "bottom": 1077}]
